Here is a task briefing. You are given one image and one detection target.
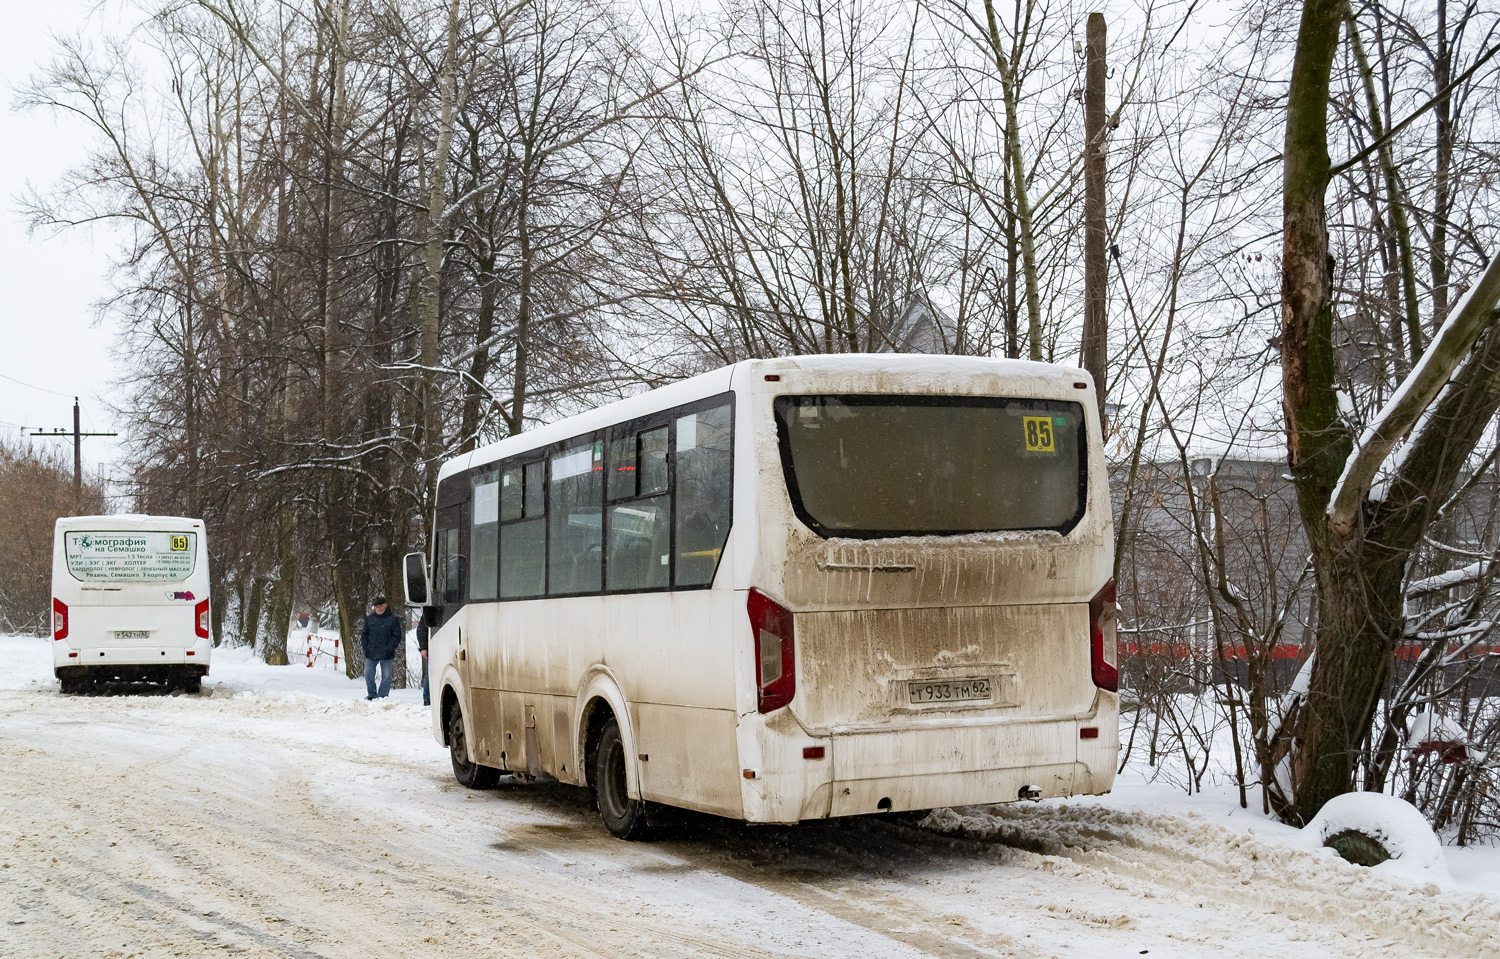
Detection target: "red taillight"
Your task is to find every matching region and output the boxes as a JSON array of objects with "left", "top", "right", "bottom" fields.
[
  {"left": 748, "top": 588, "right": 795, "bottom": 713},
  {"left": 1090, "top": 580, "right": 1118, "bottom": 692},
  {"left": 52, "top": 598, "right": 68, "bottom": 641},
  {"left": 195, "top": 599, "right": 210, "bottom": 640}
]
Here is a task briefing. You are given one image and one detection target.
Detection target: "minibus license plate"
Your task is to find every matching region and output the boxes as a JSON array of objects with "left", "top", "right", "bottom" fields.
[
  {"left": 115, "top": 630, "right": 150, "bottom": 641},
  {"left": 908, "top": 678, "right": 991, "bottom": 705}
]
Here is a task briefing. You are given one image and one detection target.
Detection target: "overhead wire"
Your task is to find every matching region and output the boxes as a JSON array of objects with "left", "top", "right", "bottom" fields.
[{"left": 0, "top": 370, "right": 74, "bottom": 399}]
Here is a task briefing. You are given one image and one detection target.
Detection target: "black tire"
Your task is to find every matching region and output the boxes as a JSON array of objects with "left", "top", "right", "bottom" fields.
[
  {"left": 447, "top": 701, "right": 500, "bottom": 789},
  {"left": 177, "top": 671, "right": 202, "bottom": 694},
  {"left": 58, "top": 674, "right": 87, "bottom": 695},
  {"left": 594, "top": 719, "right": 652, "bottom": 840}
]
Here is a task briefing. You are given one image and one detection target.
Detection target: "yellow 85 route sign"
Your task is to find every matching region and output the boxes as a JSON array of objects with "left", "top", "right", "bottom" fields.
[
  {"left": 170, "top": 535, "right": 189, "bottom": 552},
  {"left": 1022, "top": 416, "right": 1056, "bottom": 452}
]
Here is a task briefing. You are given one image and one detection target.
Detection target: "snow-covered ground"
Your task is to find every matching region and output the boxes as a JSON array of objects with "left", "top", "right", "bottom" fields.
[{"left": 1, "top": 634, "right": 1496, "bottom": 958}]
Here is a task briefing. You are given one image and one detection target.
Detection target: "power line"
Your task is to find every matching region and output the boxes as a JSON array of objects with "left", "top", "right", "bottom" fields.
[
  {"left": 0, "top": 369, "right": 75, "bottom": 399},
  {"left": 32, "top": 398, "right": 117, "bottom": 509}
]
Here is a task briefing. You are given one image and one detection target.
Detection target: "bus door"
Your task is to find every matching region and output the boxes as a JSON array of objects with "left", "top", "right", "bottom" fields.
[{"left": 433, "top": 503, "right": 469, "bottom": 693}]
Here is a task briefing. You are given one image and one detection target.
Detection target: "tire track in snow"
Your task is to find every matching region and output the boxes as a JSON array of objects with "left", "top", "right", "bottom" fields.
[
  {"left": 918, "top": 803, "right": 1500, "bottom": 958},
  {"left": 0, "top": 688, "right": 871, "bottom": 958},
  {"left": 5, "top": 684, "right": 1498, "bottom": 959}
]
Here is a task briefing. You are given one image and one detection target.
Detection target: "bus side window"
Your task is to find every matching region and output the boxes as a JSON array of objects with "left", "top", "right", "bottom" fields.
[
  {"left": 500, "top": 466, "right": 522, "bottom": 521},
  {"left": 639, "top": 427, "right": 669, "bottom": 495},
  {"left": 674, "top": 402, "right": 733, "bottom": 587},
  {"left": 548, "top": 440, "right": 603, "bottom": 595},
  {"left": 606, "top": 425, "right": 671, "bottom": 592},
  {"left": 501, "top": 461, "right": 546, "bottom": 598},
  {"left": 443, "top": 527, "right": 462, "bottom": 600},
  {"left": 471, "top": 472, "right": 499, "bottom": 600}
]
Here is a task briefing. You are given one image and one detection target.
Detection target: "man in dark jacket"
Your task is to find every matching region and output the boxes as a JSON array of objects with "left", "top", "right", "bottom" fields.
[
  {"left": 415, "top": 614, "right": 430, "bottom": 706},
  {"left": 360, "top": 595, "right": 402, "bottom": 700}
]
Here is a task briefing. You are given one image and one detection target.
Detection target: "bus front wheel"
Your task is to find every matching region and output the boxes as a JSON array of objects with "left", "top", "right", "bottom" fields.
[
  {"left": 594, "top": 719, "right": 651, "bottom": 840},
  {"left": 446, "top": 701, "right": 500, "bottom": 789}
]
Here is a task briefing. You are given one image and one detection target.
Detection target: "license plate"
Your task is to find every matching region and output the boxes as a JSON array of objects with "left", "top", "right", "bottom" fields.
[
  {"left": 115, "top": 630, "right": 151, "bottom": 641},
  {"left": 908, "top": 678, "right": 992, "bottom": 705}
]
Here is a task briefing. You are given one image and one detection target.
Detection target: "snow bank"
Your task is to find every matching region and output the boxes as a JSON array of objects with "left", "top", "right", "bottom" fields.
[{"left": 1303, "top": 792, "right": 1451, "bottom": 885}]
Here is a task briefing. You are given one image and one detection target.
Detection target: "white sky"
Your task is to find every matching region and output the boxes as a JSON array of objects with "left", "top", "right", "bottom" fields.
[{"left": 0, "top": 1, "right": 125, "bottom": 477}]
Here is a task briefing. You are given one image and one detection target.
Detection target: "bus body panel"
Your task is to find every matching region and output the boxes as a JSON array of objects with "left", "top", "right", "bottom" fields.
[
  {"left": 51, "top": 515, "right": 212, "bottom": 682},
  {"left": 451, "top": 588, "right": 745, "bottom": 813},
  {"left": 788, "top": 604, "right": 1095, "bottom": 728},
  {"left": 427, "top": 355, "right": 1117, "bottom": 827},
  {"left": 728, "top": 356, "right": 1117, "bottom": 820}
]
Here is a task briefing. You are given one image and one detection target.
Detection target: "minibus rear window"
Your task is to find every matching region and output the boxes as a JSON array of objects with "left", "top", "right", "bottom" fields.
[
  {"left": 773, "top": 396, "right": 1087, "bottom": 538},
  {"left": 64, "top": 531, "right": 199, "bottom": 583}
]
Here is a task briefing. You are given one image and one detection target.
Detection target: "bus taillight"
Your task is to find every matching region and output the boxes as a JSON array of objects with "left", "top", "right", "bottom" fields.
[
  {"left": 1090, "top": 580, "right": 1118, "bottom": 692},
  {"left": 748, "top": 588, "right": 795, "bottom": 713},
  {"left": 52, "top": 598, "right": 68, "bottom": 641},
  {"left": 195, "top": 599, "right": 210, "bottom": 640}
]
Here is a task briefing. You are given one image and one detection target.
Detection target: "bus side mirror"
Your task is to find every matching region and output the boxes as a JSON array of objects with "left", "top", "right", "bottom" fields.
[
  {"left": 403, "top": 552, "right": 431, "bottom": 606},
  {"left": 422, "top": 605, "right": 441, "bottom": 628}
]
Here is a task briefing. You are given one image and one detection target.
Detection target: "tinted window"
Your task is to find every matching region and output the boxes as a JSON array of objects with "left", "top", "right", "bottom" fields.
[
  {"left": 471, "top": 473, "right": 499, "bottom": 600},
  {"left": 675, "top": 402, "right": 733, "bottom": 587},
  {"left": 63, "top": 531, "right": 198, "bottom": 583},
  {"left": 639, "top": 427, "right": 669, "bottom": 495},
  {"left": 500, "top": 519, "right": 545, "bottom": 598},
  {"left": 524, "top": 461, "right": 545, "bottom": 517},
  {"left": 548, "top": 441, "right": 603, "bottom": 594},
  {"left": 500, "top": 466, "right": 523, "bottom": 521},
  {"left": 443, "top": 527, "right": 461, "bottom": 597},
  {"left": 774, "top": 396, "right": 1086, "bottom": 537},
  {"left": 607, "top": 500, "right": 670, "bottom": 590}
]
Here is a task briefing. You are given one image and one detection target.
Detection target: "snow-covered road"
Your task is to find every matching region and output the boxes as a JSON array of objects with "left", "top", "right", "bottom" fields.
[{"left": 1, "top": 637, "right": 1495, "bottom": 959}]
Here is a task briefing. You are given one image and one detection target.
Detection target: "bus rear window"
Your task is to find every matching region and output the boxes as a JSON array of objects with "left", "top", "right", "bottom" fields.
[
  {"left": 773, "top": 396, "right": 1086, "bottom": 538},
  {"left": 64, "top": 531, "right": 199, "bottom": 583}
]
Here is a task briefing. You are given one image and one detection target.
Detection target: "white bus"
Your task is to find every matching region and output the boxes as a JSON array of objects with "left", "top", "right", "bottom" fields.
[
  {"left": 52, "top": 515, "right": 212, "bottom": 694},
  {"left": 406, "top": 355, "right": 1117, "bottom": 838}
]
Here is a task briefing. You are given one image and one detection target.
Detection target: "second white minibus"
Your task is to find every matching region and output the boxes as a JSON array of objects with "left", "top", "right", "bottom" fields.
[
  {"left": 52, "top": 514, "right": 212, "bottom": 693},
  {"left": 405, "top": 354, "right": 1118, "bottom": 837}
]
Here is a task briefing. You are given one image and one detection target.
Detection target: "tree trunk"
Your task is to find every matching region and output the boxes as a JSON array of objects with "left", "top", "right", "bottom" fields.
[
  {"left": 418, "top": 0, "right": 463, "bottom": 476},
  {"left": 983, "top": 0, "right": 1043, "bottom": 361},
  {"left": 1278, "top": 0, "right": 1357, "bottom": 822},
  {"left": 1082, "top": 13, "right": 1108, "bottom": 425}
]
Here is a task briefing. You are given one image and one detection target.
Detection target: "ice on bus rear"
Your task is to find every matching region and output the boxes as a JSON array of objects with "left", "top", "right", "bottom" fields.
[{"left": 51, "top": 514, "right": 212, "bottom": 694}]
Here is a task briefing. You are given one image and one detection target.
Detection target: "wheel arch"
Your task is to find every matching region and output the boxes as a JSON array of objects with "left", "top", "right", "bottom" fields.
[
  {"left": 574, "top": 666, "right": 640, "bottom": 799},
  {"left": 438, "top": 666, "right": 469, "bottom": 753}
]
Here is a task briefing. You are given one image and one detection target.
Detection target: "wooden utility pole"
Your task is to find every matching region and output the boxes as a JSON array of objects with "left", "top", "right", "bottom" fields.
[
  {"left": 1082, "top": 13, "right": 1109, "bottom": 429},
  {"left": 31, "top": 398, "right": 116, "bottom": 512}
]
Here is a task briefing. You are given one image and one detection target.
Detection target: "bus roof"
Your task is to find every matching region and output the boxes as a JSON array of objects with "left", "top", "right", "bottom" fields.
[
  {"left": 441, "top": 354, "right": 1091, "bottom": 482},
  {"left": 54, "top": 514, "right": 206, "bottom": 532}
]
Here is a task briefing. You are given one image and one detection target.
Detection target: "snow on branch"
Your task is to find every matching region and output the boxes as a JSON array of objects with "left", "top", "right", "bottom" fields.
[
  {"left": 1328, "top": 253, "right": 1500, "bottom": 537},
  {"left": 1408, "top": 561, "right": 1491, "bottom": 597}
]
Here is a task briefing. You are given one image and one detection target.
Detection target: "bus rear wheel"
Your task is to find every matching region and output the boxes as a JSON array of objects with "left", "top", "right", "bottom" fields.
[
  {"left": 594, "top": 719, "right": 651, "bottom": 840},
  {"left": 447, "top": 701, "right": 500, "bottom": 789}
]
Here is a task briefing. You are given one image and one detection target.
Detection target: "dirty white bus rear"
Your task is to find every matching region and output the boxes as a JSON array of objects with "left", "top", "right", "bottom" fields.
[
  {"left": 52, "top": 515, "right": 212, "bottom": 694},
  {"left": 412, "top": 355, "right": 1117, "bottom": 837}
]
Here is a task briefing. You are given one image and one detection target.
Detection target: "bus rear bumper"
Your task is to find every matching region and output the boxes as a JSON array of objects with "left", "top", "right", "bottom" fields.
[
  {"left": 741, "top": 709, "right": 1118, "bottom": 823},
  {"left": 53, "top": 643, "right": 211, "bottom": 673},
  {"left": 825, "top": 762, "right": 1097, "bottom": 817}
]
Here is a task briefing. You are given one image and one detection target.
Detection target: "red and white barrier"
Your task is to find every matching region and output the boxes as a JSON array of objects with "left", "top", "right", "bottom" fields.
[{"left": 302, "top": 633, "right": 342, "bottom": 670}]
